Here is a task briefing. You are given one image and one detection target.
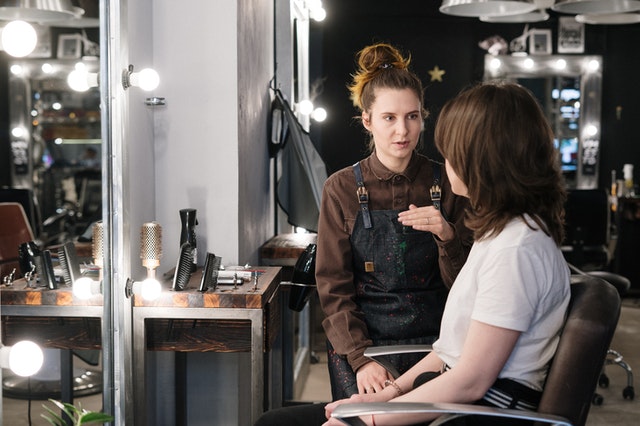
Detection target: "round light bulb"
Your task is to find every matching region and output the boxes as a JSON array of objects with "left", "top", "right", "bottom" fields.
[
  {"left": 310, "top": 8, "right": 326, "bottom": 22},
  {"left": 141, "top": 278, "right": 162, "bottom": 301},
  {"left": 41, "top": 63, "right": 54, "bottom": 74},
  {"left": 523, "top": 58, "right": 534, "bottom": 69},
  {"left": 11, "top": 127, "right": 25, "bottom": 138},
  {"left": 135, "top": 68, "right": 160, "bottom": 91},
  {"left": 297, "top": 99, "right": 314, "bottom": 115},
  {"left": 489, "top": 58, "right": 501, "bottom": 71},
  {"left": 2, "top": 20, "right": 38, "bottom": 58},
  {"left": 72, "top": 276, "right": 95, "bottom": 300},
  {"left": 311, "top": 107, "right": 327, "bottom": 122},
  {"left": 67, "top": 68, "right": 90, "bottom": 92},
  {"left": 7, "top": 341, "right": 44, "bottom": 377},
  {"left": 10, "top": 64, "right": 24, "bottom": 75},
  {"left": 554, "top": 59, "right": 567, "bottom": 70},
  {"left": 584, "top": 124, "right": 598, "bottom": 137}
]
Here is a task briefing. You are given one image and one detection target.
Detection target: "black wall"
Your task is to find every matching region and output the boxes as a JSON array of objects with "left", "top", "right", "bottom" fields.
[{"left": 310, "top": 0, "right": 640, "bottom": 190}]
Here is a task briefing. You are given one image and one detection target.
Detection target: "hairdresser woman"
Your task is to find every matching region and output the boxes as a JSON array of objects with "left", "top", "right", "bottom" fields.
[{"left": 317, "top": 42, "right": 473, "bottom": 400}]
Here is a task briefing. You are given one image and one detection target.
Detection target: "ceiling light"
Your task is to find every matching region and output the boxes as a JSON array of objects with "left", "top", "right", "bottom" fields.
[
  {"left": 480, "top": 9, "right": 549, "bottom": 21},
  {"left": 1, "top": 20, "right": 37, "bottom": 57},
  {"left": 0, "top": 0, "right": 81, "bottom": 22},
  {"left": 576, "top": 12, "right": 640, "bottom": 23},
  {"left": 552, "top": 0, "right": 640, "bottom": 14},
  {"left": 440, "top": 0, "right": 537, "bottom": 17}
]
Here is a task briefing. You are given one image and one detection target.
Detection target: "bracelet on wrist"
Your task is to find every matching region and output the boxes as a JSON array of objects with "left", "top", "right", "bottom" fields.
[{"left": 383, "top": 379, "right": 403, "bottom": 397}]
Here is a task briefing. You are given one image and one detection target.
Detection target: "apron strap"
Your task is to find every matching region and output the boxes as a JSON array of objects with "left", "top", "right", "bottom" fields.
[
  {"left": 431, "top": 162, "right": 449, "bottom": 222},
  {"left": 352, "top": 162, "right": 373, "bottom": 229}
]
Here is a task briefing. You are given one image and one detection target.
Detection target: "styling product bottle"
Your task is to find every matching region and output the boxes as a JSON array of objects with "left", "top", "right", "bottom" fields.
[
  {"left": 623, "top": 164, "right": 635, "bottom": 197},
  {"left": 179, "top": 208, "right": 198, "bottom": 272}
]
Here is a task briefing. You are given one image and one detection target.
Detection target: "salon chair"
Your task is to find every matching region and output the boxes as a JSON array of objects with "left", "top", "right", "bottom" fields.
[
  {"left": 0, "top": 202, "right": 35, "bottom": 279},
  {"left": 332, "top": 274, "right": 621, "bottom": 426},
  {"left": 561, "top": 189, "right": 634, "bottom": 404},
  {"left": 561, "top": 189, "right": 611, "bottom": 271},
  {"left": 0, "top": 186, "right": 76, "bottom": 247}
]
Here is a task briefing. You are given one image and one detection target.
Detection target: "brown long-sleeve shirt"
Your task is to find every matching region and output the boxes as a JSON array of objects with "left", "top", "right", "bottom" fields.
[{"left": 316, "top": 152, "right": 473, "bottom": 372}]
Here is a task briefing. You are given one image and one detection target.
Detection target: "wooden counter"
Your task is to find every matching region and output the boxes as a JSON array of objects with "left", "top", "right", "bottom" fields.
[{"left": 132, "top": 266, "right": 282, "bottom": 425}]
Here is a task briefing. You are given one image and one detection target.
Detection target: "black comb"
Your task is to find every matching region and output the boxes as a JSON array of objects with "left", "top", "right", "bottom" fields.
[
  {"left": 198, "top": 252, "right": 222, "bottom": 292},
  {"left": 58, "top": 241, "right": 82, "bottom": 286},
  {"left": 35, "top": 249, "right": 57, "bottom": 290},
  {"left": 172, "top": 242, "right": 194, "bottom": 291}
]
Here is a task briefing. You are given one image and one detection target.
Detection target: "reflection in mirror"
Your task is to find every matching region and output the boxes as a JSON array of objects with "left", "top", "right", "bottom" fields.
[
  {"left": 8, "top": 58, "right": 101, "bottom": 245},
  {"left": 0, "top": 56, "right": 104, "bottom": 424},
  {"left": 484, "top": 54, "right": 602, "bottom": 189}
]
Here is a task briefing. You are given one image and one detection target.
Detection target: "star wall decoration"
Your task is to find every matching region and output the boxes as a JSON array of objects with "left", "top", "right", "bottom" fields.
[{"left": 428, "top": 65, "right": 446, "bottom": 82}]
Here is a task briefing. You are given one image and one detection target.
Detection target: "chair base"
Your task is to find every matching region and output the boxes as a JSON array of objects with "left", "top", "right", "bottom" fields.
[
  {"left": 2, "top": 368, "right": 102, "bottom": 400},
  {"left": 593, "top": 348, "right": 635, "bottom": 405}
]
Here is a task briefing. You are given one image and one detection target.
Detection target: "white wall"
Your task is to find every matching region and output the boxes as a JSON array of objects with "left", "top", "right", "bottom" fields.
[
  {"left": 149, "top": 0, "right": 274, "bottom": 270},
  {"left": 137, "top": 0, "right": 275, "bottom": 423}
]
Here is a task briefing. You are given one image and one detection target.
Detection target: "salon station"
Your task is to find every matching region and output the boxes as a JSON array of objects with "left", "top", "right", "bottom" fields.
[{"left": 1, "top": 0, "right": 640, "bottom": 425}]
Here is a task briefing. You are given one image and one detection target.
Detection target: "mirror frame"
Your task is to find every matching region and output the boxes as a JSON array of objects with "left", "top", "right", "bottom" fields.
[{"left": 484, "top": 54, "right": 603, "bottom": 189}]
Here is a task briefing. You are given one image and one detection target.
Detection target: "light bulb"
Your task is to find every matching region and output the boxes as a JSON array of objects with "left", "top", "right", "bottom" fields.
[
  {"left": 1, "top": 341, "right": 44, "bottom": 377},
  {"left": 67, "top": 63, "right": 99, "bottom": 92},
  {"left": 11, "top": 127, "right": 25, "bottom": 138},
  {"left": 584, "top": 124, "right": 598, "bottom": 137},
  {"left": 489, "top": 58, "right": 501, "bottom": 71},
  {"left": 297, "top": 99, "right": 314, "bottom": 115},
  {"left": 140, "top": 278, "right": 162, "bottom": 301},
  {"left": 523, "top": 58, "right": 534, "bottom": 69},
  {"left": 41, "top": 63, "right": 54, "bottom": 74},
  {"left": 131, "top": 68, "right": 160, "bottom": 91},
  {"left": 1, "top": 20, "right": 38, "bottom": 58},
  {"left": 311, "top": 107, "right": 327, "bottom": 122},
  {"left": 310, "top": 7, "right": 326, "bottom": 22},
  {"left": 554, "top": 59, "right": 567, "bottom": 70},
  {"left": 72, "top": 276, "right": 101, "bottom": 300},
  {"left": 10, "top": 64, "right": 24, "bottom": 75}
]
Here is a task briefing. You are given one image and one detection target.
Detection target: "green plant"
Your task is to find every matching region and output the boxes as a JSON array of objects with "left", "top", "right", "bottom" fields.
[{"left": 41, "top": 399, "right": 114, "bottom": 426}]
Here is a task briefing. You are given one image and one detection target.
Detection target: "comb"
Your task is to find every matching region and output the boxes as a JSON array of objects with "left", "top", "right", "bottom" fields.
[
  {"left": 58, "top": 241, "right": 82, "bottom": 286},
  {"left": 35, "top": 249, "right": 57, "bottom": 290},
  {"left": 172, "top": 242, "right": 194, "bottom": 291},
  {"left": 198, "top": 252, "right": 222, "bottom": 292}
]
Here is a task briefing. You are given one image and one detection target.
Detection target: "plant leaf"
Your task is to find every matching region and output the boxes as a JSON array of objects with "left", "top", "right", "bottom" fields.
[{"left": 78, "top": 412, "right": 115, "bottom": 424}]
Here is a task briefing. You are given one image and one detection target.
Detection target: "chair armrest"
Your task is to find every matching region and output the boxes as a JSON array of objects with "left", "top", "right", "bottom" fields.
[
  {"left": 331, "top": 402, "right": 573, "bottom": 426},
  {"left": 363, "top": 345, "right": 432, "bottom": 378}
]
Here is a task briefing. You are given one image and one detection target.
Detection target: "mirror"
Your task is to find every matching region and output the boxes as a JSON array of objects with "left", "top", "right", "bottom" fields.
[
  {"left": 8, "top": 58, "right": 101, "bottom": 245},
  {"left": 1, "top": 6, "right": 106, "bottom": 422},
  {"left": 484, "top": 54, "right": 603, "bottom": 189}
]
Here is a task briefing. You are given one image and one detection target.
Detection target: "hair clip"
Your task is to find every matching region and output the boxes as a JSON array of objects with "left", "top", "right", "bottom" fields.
[{"left": 379, "top": 63, "right": 393, "bottom": 69}]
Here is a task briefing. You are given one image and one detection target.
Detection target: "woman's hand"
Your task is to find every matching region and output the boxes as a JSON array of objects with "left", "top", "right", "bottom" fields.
[
  {"left": 356, "top": 361, "right": 393, "bottom": 395},
  {"left": 398, "top": 204, "right": 454, "bottom": 241},
  {"left": 323, "top": 390, "right": 394, "bottom": 426}
]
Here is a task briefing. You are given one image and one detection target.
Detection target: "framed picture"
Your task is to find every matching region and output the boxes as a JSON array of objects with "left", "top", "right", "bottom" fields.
[
  {"left": 530, "top": 29, "right": 552, "bottom": 55},
  {"left": 558, "top": 17, "right": 585, "bottom": 53},
  {"left": 57, "top": 34, "right": 82, "bottom": 59}
]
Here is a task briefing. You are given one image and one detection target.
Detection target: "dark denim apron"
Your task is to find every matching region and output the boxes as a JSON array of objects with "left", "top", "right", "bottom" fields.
[{"left": 327, "top": 162, "right": 448, "bottom": 400}]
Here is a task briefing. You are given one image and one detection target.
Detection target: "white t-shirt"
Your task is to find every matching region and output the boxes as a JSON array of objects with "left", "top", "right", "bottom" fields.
[{"left": 433, "top": 215, "right": 570, "bottom": 390}]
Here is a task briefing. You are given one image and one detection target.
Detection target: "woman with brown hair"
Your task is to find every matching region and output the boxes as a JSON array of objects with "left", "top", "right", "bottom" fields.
[
  {"left": 316, "top": 42, "right": 472, "bottom": 400},
  {"left": 256, "top": 81, "right": 570, "bottom": 426}
]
